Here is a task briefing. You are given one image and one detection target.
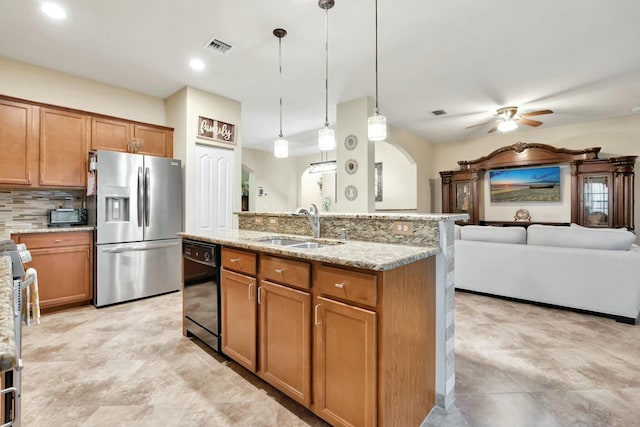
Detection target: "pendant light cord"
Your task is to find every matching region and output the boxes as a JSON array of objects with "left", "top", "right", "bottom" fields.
[
  {"left": 324, "top": 6, "right": 330, "bottom": 128},
  {"left": 374, "top": 0, "right": 379, "bottom": 115},
  {"left": 278, "top": 35, "right": 284, "bottom": 138}
]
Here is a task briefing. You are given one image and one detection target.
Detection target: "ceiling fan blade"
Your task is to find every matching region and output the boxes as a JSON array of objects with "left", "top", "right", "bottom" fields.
[
  {"left": 517, "top": 118, "right": 543, "bottom": 127},
  {"left": 487, "top": 125, "right": 498, "bottom": 133},
  {"left": 520, "top": 109, "right": 553, "bottom": 117},
  {"left": 465, "top": 119, "right": 495, "bottom": 129}
]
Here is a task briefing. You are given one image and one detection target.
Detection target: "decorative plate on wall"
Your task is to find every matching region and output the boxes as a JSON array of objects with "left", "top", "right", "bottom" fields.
[
  {"left": 344, "top": 134, "right": 358, "bottom": 150},
  {"left": 345, "top": 185, "right": 358, "bottom": 201},
  {"left": 345, "top": 159, "right": 358, "bottom": 175}
]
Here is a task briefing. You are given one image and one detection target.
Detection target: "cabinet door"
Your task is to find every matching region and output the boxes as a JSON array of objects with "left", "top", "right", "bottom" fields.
[
  {"left": 134, "top": 125, "right": 173, "bottom": 158},
  {"left": 221, "top": 268, "right": 257, "bottom": 371},
  {"left": 27, "top": 245, "right": 92, "bottom": 309},
  {"left": 91, "top": 117, "right": 131, "bottom": 152},
  {"left": 40, "top": 107, "right": 88, "bottom": 187},
  {"left": 258, "top": 280, "right": 311, "bottom": 407},
  {"left": 579, "top": 173, "right": 613, "bottom": 227},
  {"left": 0, "top": 98, "right": 38, "bottom": 185},
  {"left": 314, "top": 296, "right": 376, "bottom": 427}
]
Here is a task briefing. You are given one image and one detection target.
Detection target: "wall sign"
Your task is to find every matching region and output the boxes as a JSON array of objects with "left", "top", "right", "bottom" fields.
[{"left": 197, "top": 116, "right": 236, "bottom": 144}]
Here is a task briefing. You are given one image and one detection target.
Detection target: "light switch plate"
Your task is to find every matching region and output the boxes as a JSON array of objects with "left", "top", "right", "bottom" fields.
[
  {"left": 254, "top": 217, "right": 263, "bottom": 225},
  {"left": 392, "top": 221, "right": 413, "bottom": 235},
  {"left": 268, "top": 217, "right": 279, "bottom": 226}
]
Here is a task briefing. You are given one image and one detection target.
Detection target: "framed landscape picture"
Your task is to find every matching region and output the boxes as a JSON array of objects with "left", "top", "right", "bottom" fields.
[{"left": 489, "top": 166, "right": 560, "bottom": 202}]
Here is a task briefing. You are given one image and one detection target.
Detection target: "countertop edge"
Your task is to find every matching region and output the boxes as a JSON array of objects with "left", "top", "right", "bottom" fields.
[{"left": 179, "top": 231, "right": 440, "bottom": 271}]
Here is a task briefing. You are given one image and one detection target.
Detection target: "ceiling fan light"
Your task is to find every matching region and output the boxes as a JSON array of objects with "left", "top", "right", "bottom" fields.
[
  {"left": 498, "top": 120, "right": 518, "bottom": 133},
  {"left": 368, "top": 113, "right": 387, "bottom": 141},
  {"left": 318, "top": 126, "right": 336, "bottom": 151},
  {"left": 274, "top": 137, "right": 289, "bottom": 158}
]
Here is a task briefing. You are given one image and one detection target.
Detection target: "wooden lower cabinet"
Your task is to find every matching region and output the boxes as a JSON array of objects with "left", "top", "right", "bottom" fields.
[
  {"left": 12, "top": 231, "right": 92, "bottom": 311},
  {"left": 314, "top": 296, "right": 376, "bottom": 427},
  {"left": 258, "top": 280, "right": 311, "bottom": 407},
  {"left": 219, "top": 245, "right": 436, "bottom": 427},
  {"left": 220, "top": 268, "right": 257, "bottom": 371}
]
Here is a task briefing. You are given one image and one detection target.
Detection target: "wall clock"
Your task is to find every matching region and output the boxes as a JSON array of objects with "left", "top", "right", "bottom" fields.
[
  {"left": 345, "top": 185, "right": 358, "bottom": 201},
  {"left": 344, "top": 134, "right": 358, "bottom": 150}
]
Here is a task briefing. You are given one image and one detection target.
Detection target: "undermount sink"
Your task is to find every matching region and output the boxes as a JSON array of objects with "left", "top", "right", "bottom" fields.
[
  {"left": 255, "top": 238, "right": 304, "bottom": 246},
  {"left": 253, "top": 237, "right": 337, "bottom": 249}
]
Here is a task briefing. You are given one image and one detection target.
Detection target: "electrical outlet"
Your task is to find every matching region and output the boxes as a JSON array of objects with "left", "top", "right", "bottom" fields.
[
  {"left": 392, "top": 221, "right": 413, "bottom": 235},
  {"left": 268, "top": 217, "right": 279, "bottom": 226},
  {"left": 253, "top": 217, "right": 263, "bottom": 225}
]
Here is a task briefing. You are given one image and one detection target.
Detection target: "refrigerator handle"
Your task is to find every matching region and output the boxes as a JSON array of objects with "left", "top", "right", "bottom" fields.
[
  {"left": 137, "top": 167, "right": 144, "bottom": 227},
  {"left": 144, "top": 167, "right": 151, "bottom": 227}
]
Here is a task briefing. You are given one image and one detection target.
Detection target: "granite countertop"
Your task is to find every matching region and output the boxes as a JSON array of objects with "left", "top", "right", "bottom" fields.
[
  {"left": 179, "top": 230, "right": 440, "bottom": 271},
  {"left": 0, "top": 256, "right": 17, "bottom": 372},
  {"left": 9, "top": 226, "right": 95, "bottom": 235}
]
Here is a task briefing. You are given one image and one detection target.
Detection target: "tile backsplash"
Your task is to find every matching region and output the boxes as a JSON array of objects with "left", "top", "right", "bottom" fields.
[{"left": 0, "top": 189, "right": 84, "bottom": 239}]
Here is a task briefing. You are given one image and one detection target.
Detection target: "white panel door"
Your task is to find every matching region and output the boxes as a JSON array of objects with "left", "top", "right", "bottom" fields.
[{"left": 194, "top": 144, "right": 234, "bottom": 233}]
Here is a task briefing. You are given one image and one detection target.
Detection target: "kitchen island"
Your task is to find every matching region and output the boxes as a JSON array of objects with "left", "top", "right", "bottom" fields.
[{"left": 180, "top": 212, "right": 467, "bottom": 426}]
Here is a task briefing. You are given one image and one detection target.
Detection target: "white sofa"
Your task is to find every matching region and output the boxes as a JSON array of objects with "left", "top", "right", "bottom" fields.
[{"left": 454, "top": 224, "right": 640, "bottom": 324}]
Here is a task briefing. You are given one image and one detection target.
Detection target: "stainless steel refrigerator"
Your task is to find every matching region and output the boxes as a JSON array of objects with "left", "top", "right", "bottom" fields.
[{"left": 89, "top": 150, "right": 183, "bottom": 307}]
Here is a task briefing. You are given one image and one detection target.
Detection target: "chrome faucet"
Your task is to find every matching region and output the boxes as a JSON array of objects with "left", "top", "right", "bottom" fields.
[{"left": 295, "top": 203, "right": 320, "bottom": 238}]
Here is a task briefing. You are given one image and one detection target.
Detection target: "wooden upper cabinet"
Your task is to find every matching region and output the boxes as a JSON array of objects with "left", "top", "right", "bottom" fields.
[
  {"left": 91, "top": 116, "right": 131, "bottom": 152},
  {"left": 134, "top": 124, "right": 173, "bottom": 158},
  {"left": 0, "top": 98, "right": 38, "bottom": 186},
  {"left": 39, "top": 107, "right": 88, "bottom": 188}
]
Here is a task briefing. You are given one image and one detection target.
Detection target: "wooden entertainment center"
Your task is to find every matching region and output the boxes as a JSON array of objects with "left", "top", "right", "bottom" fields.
[{"left": 440, "top": 142, "right": 637, "bottom": 231}]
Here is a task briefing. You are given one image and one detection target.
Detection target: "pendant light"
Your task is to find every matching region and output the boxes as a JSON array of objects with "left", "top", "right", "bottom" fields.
[
  {"left": 367, "top": 0, "right": 387, "bottom": 141},
  {"left": 318, "top": 0, "right": 336, "bottom": 151},
  {"left": 273, "top": 28, "right": 289, "bottom": 158}
]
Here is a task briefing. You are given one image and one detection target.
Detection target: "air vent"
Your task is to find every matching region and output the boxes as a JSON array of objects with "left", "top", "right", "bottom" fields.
[
  {"left": 205, "top": 38, "right": 233, "bottom": 54},
  {"left": 432, "top": 109, "right": 447, "bottom": 116}
]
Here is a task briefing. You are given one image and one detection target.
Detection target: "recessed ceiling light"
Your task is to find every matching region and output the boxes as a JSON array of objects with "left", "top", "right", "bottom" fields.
[
  {"left": 189, "top": 58, "right": 205, "bottom": 71},
  {"left": 41, "top": 2, "right": 66, "bottom": 20}
]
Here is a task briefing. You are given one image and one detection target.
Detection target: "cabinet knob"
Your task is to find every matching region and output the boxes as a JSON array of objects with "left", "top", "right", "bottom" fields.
[
  {"left": 54, "top": 239, "right": 61, "bottom": 243},
  {"left": 334, "top": 282, "right": 345, "bottom": 289},
  {"left": 275, "top": 268, "right": 286, "bottom": 274},
  {"left": 230, "top": 258, "right": 240, "bottom": 263}
]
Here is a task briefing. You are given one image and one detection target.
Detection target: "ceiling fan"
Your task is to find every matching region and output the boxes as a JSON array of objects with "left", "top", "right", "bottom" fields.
[{"left": 466, "top": 106, "right": 554, "bottom": 133}]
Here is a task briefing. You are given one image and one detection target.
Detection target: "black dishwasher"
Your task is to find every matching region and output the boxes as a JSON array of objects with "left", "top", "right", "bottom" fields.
[{"left": 183, "top": 240, "right": 222, "bottom": 354}]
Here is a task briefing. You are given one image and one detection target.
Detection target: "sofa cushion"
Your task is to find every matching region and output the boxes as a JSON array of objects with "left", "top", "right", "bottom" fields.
[
  {"left": 454, "top": 224, "right": 461, "bottom": 240},
  {"left": 460, "top": 225, "right": 527, "bottom": 244},
  {"left": 527, "top": 224, "right": 636, "bottom": 250}
]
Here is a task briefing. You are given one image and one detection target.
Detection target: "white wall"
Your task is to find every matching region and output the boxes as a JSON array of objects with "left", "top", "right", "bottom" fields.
[
  {"left": 432, "top": 114, "right": 640, "bottom": 232},
  {"left": 0, "top": 57, "right": 165, "bottom": 124},
  {"left": 384, "top": 125, "right": 435, "bottom": 213},
  {"left": 374, "top": 141, "right": 417, "bottom": 211},
  {"left": 241, "top": 148, "right": 300, "bottom": 212},
  {"left": 166, "top": 86, "right": 242, "bottom": 232}
]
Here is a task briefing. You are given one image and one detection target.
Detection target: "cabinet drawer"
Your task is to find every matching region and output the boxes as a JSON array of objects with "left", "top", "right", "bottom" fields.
[
  {"left": 16, "top": 231, "right": 92, "bottom": 249},
  {"left": 260, "top": 254, "right": 310, "bottom": 290},
  {"left": 316, "top": 265, "right": 377, "bottom": 308},
  {"left": 222, "top": 247, "right": 257, "bottom": 276}
]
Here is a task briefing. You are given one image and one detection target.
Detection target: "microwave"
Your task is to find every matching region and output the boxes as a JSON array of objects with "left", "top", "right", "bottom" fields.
[{"left": 48, "top": 208, "right": 88, "bottom": 227}]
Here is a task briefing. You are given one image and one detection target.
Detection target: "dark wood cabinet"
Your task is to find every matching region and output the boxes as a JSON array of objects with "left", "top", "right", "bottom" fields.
[
  {"left": 571, "top": 156, "right": 636, "bottom": 230},
  {"left": 440, "top": 142, "right": 636, "bottom": 230}
]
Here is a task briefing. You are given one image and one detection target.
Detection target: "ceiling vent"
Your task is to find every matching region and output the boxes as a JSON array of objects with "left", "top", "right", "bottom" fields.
[
  {"left": 432, "top": 109, "right": 447, "bottom": 116},
  {"left": 205, "top": 38, "right": 233, "bottom": 54}
]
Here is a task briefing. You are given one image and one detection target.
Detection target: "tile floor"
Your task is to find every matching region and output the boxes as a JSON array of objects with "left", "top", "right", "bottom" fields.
[{"left": 21, "top": 290, "right": 640, "bottom": 426}]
